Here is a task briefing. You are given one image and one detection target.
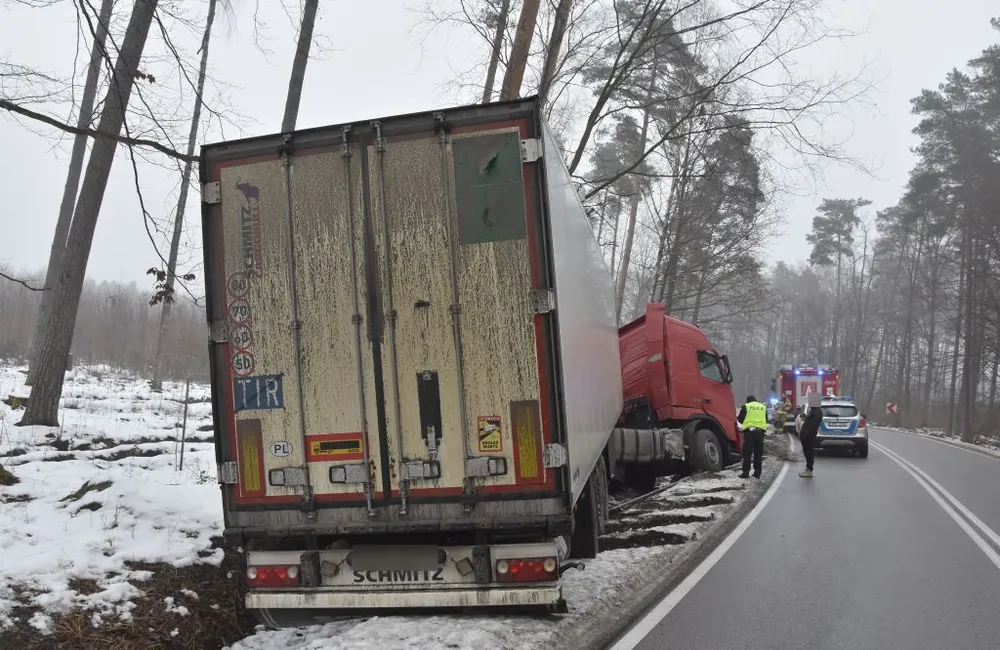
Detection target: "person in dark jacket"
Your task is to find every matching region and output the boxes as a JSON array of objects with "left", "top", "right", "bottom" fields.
[
  {"left": 798, "top": 392, "right": 823, "bottom": 477},
  {"left": 737, "top": 395, "right": 768, "bottom": 479}
]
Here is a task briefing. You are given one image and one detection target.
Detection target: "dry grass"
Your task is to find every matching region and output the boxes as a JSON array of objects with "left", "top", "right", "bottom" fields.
[
  {"left": 0, "top": 548, "right": 256, "bottom": 650},
  {"left": 0, "top": 466, "right": 18, "bottom": 486}
]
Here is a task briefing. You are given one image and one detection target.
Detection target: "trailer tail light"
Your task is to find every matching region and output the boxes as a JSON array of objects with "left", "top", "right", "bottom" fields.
[
  {"left": 495, "top": 557, "right": 558, "bottom": 583},
  {"left": 246, "top": 565, "right": 301, "bottom": 588}
]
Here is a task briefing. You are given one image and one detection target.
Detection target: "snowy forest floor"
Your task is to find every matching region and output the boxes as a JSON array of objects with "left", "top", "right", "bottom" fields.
[{"left": 0, "top": 363, "right": 769, "bottom": 650}]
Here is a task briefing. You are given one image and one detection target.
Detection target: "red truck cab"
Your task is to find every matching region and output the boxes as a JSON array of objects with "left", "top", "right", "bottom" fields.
[{"left": 613, "top": 303, "right": 740, "bottom": 487}]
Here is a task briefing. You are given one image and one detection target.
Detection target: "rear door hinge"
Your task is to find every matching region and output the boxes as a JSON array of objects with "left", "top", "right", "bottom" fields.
[
  {"left": 532, "top": 289, "right": 556, "bottom": 314},
  {"left": 202, "top": 181, "right": 221, "bottom": 204},
  {"left": 543, "top": 443, "right": 567, "bottom": 468},
  {"left": 520, "top": 138, "right": 542, "bottom": 163},
  {"left": 209, "top": 320, "right": 228, "bottom": 343},
  {"left": 218, "top": 461, "right": 239, "bottom": 484}
]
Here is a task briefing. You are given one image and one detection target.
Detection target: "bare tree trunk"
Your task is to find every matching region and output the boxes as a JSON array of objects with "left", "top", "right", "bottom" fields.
[
  {"left": 482, "top": 0, "right": 511, "bottom": 103},
  {"left": 27, "top": 0, "right": 114, "bottom": 387},
  {"left": 499, "top": 0, "right": 540, "bottom": 101},
  {"left": 959, "top": 231, "right": 980, "bottom": 442},
  {"left": 831, "top": 231, "right": 842, "bottom": 365},
  {"left": 151, "top": 0, "right": 218, "bottom": 390},
  {"left": 921, "top": 263, "right": 939, "bottom": 428},
  {"left": 614, "top": 105, "right": 651, "bottom": 323},
  {"left": 537, "top": 0, "right": 572, "bottom": 106},
  {"left": 19, "top": 0, "right": 159, "bottom": 427},
  {"left": 947, "top": 236, "right": 966, "bottom": 436},
  {"left": 281, "top": 0, "right": 318, "bottom": 132},
  {"left": 864, "top": 324, "right": 887, "bottom": 416}
]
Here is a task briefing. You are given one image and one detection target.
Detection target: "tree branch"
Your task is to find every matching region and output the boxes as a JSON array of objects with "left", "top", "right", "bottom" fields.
[
  {"left": 0, "top": 271, "right": 45, "bottom": 291},
  {"left": 0, "top": 98, "right": 197, "bottom": 163}
]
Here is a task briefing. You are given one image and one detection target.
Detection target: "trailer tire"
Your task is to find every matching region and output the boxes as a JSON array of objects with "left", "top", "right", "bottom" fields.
[
  {"left": 571, "top": 457, "right": 608, "bottom": 559},
  {"left": 691, "top": 428, "right": 725, "bottom": 472}
]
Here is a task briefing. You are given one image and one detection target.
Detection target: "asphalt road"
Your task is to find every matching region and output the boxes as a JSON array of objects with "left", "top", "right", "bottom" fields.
[{"left": 612, "top": 428, "right": 1000, "bottom": 650}]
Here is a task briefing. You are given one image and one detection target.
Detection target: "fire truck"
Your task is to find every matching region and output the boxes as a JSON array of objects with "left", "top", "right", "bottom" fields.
[{"left": 771, "top": 364, "right": 839, "bottom": 432}]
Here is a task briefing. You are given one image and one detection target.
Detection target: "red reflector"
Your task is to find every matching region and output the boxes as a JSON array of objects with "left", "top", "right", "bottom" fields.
[
  {"left": 246, "top": 564, "right": 301, "bottom": 588},
  {"left": 496, "top": 557, "right": 558, "bottom": 583}
]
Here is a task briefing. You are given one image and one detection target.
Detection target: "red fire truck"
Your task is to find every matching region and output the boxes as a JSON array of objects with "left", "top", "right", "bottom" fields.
[{"left": 771, "top": 364, "right": 839, "bottom": 432}]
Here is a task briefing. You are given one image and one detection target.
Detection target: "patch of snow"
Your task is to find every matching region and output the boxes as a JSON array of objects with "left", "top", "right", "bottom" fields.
[
  {"left": 180, "top": 588, "right": 199, "bottom": 600},
  {"left": 0, "top": 364, "right": 222, "bottom": 627},
  {"left": 28, "top": 611, "right": 52, "bottom": 634},
  {"left": 171, "top": 627, "right": 180, "bottom": 637}
]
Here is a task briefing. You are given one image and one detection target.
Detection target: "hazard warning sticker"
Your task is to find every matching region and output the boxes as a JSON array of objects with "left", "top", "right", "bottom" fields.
[
  {"left": 477, "top": 416, "right": 502, "bottom": 453},
  {"left": 306, "top": 433, "right": 364, "bottom": 462}
]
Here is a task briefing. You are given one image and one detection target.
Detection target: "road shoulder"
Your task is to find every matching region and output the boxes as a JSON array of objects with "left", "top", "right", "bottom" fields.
[{"left": 555, "top": 435, "right": 792, "bottom": 650}]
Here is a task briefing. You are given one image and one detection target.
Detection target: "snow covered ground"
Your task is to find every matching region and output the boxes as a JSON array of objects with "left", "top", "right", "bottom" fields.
[
  {"left": 878, "top": 426, "right": 1000, "bottom": 457},
  {"left": 0, "top": 364, "right": 224, "bottom": 635},
  {"left": 0, "top": 362, "right": 763, "bottom": 649}
]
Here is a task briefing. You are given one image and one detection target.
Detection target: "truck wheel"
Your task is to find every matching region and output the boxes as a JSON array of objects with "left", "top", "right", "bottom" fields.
[
  {"left": 691, "top": 429, "right": 724, "bottom": 472},
  {"left": 570, "top": 457, "right": 608, "bottom": 559}
]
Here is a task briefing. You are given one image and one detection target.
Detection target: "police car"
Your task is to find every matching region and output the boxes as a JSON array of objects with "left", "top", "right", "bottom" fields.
[{"left": 811, "top": 395, "right": 869, "bottom": 458}]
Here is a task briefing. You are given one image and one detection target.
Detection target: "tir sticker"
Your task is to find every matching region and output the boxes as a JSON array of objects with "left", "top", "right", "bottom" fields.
[
  {"left": 231, "top": 350, "right": 256, "bottom": 378},
  {"left": 227, "top": 271, "right": 250, "bottom": 298},
  {"left": 306, "top": 433, "right": 364, "bottom": 462},
  {"left": 477, "top": 415, "right": 502, "bottom": 453},
  {"left": 228, "top": 297, "right": 251, "bottom": 325},
  {"left": 233, "top": 374, "right": 284, "bottom": 411},
  {"left": 270, "top": 441, "right": 293, "bottom": 458},
  {"left": 230, "top": 324, "right": 253, "bottom": 351}
]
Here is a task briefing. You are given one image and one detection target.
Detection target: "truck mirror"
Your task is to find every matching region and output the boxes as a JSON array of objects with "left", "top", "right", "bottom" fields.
[{"left": 720, "top": 354, "right": 734, "bottom": 384}]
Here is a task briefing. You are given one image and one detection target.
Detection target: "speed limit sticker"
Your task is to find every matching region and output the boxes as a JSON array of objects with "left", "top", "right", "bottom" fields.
[
  {"left": 230, "top": 324, "right": 253, "bottom": 351},
  {"left": 227, "top": 272, "right": 250, "bottom": 298},
  {"left": 232, "top": 350, "right": 256, "bottom": 377},
  {"left": 228, "top": 297, "right": 251, "bottom": 325}
]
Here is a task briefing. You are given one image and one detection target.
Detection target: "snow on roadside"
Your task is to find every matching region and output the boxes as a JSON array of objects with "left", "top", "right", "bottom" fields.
[
  {"left": 0, "top": 364, "right": 222, "bottom": 629},
  {"left": 878, "top": 426, "right": 1000, "bottom": 457}
]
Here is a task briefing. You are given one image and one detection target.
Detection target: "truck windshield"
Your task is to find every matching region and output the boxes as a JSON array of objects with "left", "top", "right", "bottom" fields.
[
  {"left": 822, "top": 405, "right": 858, "bottom": 418},
  {"left": 697, "top": 351, "right": 724, "bottom": 383}
]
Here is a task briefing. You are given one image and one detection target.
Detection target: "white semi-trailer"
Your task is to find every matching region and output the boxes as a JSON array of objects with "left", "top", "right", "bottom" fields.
[{"left": 199, "top": 98, "right": 623, "bottom": 626}]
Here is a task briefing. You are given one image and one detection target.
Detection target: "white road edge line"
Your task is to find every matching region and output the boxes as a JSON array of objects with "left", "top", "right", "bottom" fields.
[
  {"left": 873, "top": 441, "right": 1000, "bottom": 553},
  {"left": 871, "top": 441, "right": 1000, "bottom": 569},
  {"left": 878, "top": 428, "right": 1000, "bottom": 463},
  {"left": 607, "top": 433, "right": 794, "bottom": 650}
]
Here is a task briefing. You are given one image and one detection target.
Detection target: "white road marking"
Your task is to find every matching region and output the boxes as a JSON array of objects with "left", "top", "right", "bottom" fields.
[
  {"left": 872, "top": 441, "right": 1000, "bottom": 569},
  {"left": 878, "top": 428, "right": 1000, "bottom": 463},
  {"left": 608, "top": 434, "right": 794, "bottom": 650}
]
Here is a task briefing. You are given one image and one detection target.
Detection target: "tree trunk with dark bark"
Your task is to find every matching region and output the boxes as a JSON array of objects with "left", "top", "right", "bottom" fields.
[
  {"left": 281, "top": 0, "right": 318, "bottom": 132},
  {"left": 537, "top": 0, "right": 572, "bottom": 107},
  {"left": 19, "top": 0, "right": 159, "bottom": 427},
  {"left": 499, "top": 0, "right": 540, "bottom": 101},
  {"left": 482, "top": 0, "right": 511, "bottom": 103},
  {"left": 27, "top": 0, "right": 114, "bottom": 387}
]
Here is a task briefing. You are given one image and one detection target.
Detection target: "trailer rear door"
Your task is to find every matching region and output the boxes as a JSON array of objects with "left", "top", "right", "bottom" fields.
[{"left": 202, "top": 104, "right": 562, "bottom": 515}]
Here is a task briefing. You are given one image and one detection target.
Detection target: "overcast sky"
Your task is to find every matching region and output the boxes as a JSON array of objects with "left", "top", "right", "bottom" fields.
[{"left": 1, "top": 0, "right": 998, "bottom": 290}]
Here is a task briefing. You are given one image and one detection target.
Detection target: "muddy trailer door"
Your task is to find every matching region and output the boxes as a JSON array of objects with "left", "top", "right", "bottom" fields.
[{"left": 201, "top": 100, "right": 573, "bottom": 536}]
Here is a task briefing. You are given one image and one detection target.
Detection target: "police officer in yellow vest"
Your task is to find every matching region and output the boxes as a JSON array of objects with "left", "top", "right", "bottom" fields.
[{"left": 738, "top": 395, "right": 768, "bottom": 479}]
